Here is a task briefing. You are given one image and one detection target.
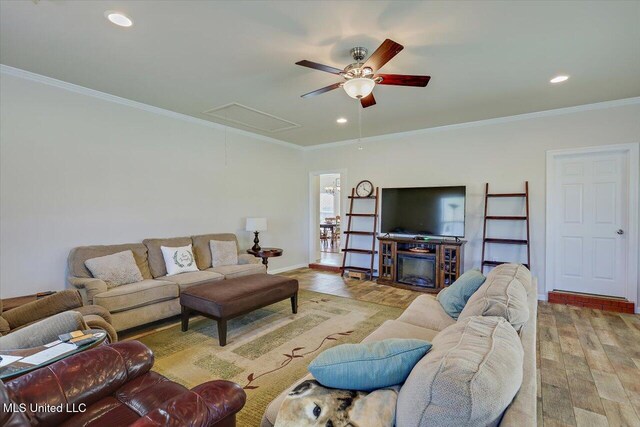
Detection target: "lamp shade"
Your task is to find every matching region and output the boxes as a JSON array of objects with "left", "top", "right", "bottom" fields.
[
  {"left": 246, "top": 217, "right": 267, "bottom": 232},
  {"left": 343, "top": 78, "right": 375, "bottom": 99}
]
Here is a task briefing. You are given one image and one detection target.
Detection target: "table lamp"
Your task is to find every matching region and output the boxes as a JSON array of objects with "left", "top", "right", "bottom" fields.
[{"left": 246, "top": 217, "right": 267, "bottom": 251}]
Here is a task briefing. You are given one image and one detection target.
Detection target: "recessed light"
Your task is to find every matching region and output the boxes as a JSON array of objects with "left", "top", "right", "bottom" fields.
[
  {"left": 550, "top": 75, "right": 569, "bottom": 84},
  {"left": 336, "top": 117, "right": 348, "bottom": 124},
  {"left": 357, "top": 146, "right": 364, "bottom": 151},
  {"left": 105, "top": 11, "right": 133, "bottom": 27}
]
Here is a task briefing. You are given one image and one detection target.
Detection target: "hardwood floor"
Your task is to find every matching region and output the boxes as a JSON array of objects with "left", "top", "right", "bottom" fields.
[{"left": 282, "top": 268, "right": 640, "bottom": 427}]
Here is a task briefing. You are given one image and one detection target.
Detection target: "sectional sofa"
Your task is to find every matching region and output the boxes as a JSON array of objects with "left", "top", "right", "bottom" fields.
[
  {"left": 261, "top": 264, "right": 537, "bottom": 427},
  {"left": 67, "top": 233, "right": 265, "bottom": 332}
]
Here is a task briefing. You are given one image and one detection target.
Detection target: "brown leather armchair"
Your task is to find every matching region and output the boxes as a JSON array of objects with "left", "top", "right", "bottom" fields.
[{"left": 0, "top": 341, "right": 246, "bottom": 427}]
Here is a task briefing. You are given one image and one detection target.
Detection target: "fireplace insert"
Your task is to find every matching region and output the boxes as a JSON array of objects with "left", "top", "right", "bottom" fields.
[{"left": 397, "top": 253, "right": 436, "bottom": 288}]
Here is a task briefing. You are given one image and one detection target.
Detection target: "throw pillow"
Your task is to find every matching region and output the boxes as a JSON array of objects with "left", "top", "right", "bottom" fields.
[
  {"left": 160, "top": 245, "right": 199, "bottom": 276},
  {"left": 275, "top": 380, "right": 398, "bottom": 427},
  {"left": 210, "top": 240, "right": 238, "bottom": 267},
  {"left": 308, "top": 338, "right": 431, "bottom": 391},
  {"left": 437, "top": 269, "right": 486, "bottom": 319},
  {"left": 85, "top": 250, "right": 144, "bottom": 288}
]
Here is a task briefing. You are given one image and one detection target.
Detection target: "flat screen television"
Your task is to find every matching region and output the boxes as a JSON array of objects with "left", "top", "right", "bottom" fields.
[{"left": 381, "top": 186, "right": 466, "bottom": 237}]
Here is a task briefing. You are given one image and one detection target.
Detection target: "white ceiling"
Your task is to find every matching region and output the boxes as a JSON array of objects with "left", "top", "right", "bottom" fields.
[{"left": 1, "top": 1, "right": 639, "bottom": 146}]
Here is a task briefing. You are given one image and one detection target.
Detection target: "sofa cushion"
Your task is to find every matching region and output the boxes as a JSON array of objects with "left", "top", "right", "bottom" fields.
[
  {"left": 93, "top": 280, "right": 178, "bottom": 313},
  {"left": 208, "top": 263, "right": 266, "bottom": 279},
  {"left": 143, "top": 237, "right": 193, "bottom": 278},
  {"left": 160, "top": 245, "right": 199, "bottom": 276},
  {"left": 308, "top": 339, "right": 431, "bottom": 391},
  {"left": 68, "top": 243, "right": 152, "bottom": 280},
  {"left": 397, "top": 316, "right": 524, "bottom": 427},
  {"left": 85, "top": 250, "right": 144, "bottom": 288},
  {"left": 437, "top": 269, "right": 486, "bottom": 319},
  {"left": 458, "top": 263, "right": 530, "bottom": 331},
  {"left": 397, "top": 295, "right": 456, "bottom": 332},
  {"left": 192, "top": 233, "right": 239, "bottom": 270},
  {"left": 160, "top": 270, "right": 224, "bottom": 290},
  {"left": 363, "top": 319, "right": 440, "bottom": 343}
]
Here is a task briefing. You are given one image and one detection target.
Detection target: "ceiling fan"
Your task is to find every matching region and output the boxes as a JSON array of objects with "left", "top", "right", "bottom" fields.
[{"left": 296, "top": 39, "right": 431, "bottom": 108}]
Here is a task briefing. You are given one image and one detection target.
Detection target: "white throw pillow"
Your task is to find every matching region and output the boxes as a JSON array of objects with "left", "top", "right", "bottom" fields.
[
  {"left": 161, "top": 245, "right": 199, "bottom": 276},
  {"left": 85, "top": 250, "right": 143, "bottom": 288},
  {"left": 210, "top": 240, "right": 238, "bottom": 267}
]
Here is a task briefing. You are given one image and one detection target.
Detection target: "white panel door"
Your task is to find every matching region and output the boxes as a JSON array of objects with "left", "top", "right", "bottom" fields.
[{"left": 553, "top": 151, "right": 628, "bottom": 297}]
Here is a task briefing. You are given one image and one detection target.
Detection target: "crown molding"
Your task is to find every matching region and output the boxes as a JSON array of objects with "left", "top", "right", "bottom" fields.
[
  {"left": 303, "top": 96, "right": 640, "bottom": 151},
  {"left": 3, "top": 64, "right": 638, "bottom": 152},
  {"left": 0, "top": 64, "right": 304, "bottom": 151}
]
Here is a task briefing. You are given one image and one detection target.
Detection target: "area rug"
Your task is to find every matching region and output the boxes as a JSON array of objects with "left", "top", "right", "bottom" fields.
[{"left": 137, "top": 290, "right": 403, "bottom": 426}]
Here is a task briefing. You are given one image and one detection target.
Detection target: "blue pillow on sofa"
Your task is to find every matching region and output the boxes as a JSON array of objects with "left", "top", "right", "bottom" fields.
[
  {"left": 437, "top": 269, "right": 486, "bottom": 319},
  {"left": 308, "top": 338, "right": 431, "bottom": 391}
]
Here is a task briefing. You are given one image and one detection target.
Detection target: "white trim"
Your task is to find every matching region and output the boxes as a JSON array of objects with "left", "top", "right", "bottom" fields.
[
  {"left": 0, "top": 64, "right": 303, "bottom": 151},
  {"left": 308, "top": 169, "right": 348, "bottom": 265},
  {"left": 269, "top": 263, "right": 307, "bottom": 275},
  {"left": 304, "top": 97, "right": 640, "bottom": 151},
  {"left": 2, "top": 64, "right": 639, "bottom": 152},
  {"left": 545, "top": 143, "right": 639, "bottom": 311}
]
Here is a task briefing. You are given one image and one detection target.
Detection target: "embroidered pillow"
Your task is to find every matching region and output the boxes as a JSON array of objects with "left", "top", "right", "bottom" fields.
[
  {"left": 160, "top": 245, "right": 199, "bottom": 276},
  {"left": 210, "top": 240, "right": 238, "bottom": 267},
  {"left": 85, "top": 250, "right": 144, "bottom": 288}
]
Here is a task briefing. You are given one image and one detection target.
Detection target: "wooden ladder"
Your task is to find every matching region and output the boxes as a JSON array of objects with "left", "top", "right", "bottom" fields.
[
  {"left": 481, "top": 181, "right": 531, "bottom": 271},
  {"left": 341, "top": 187, "right": 379, "bottom": 279}
]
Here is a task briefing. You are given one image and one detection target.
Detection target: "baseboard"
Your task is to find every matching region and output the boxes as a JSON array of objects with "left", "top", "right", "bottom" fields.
[
  {"left": 308, "top": 263, "right": 342, "bottom": 272},
  {"left": 548, "top": 290, "right": 635, "bottom": 313},
  {"left": 269, "top": 263, "right": 307, "bottom": 274}
]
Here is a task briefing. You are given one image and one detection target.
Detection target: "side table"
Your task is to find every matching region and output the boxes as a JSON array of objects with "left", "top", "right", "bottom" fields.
[{"left": 247, "top": 247, "right": 283, "bottom": 270}]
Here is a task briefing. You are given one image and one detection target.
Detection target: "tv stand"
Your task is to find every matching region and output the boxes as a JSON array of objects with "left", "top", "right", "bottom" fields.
[{"left": 378, "top": 236, "right": 466, "bottom": 293}]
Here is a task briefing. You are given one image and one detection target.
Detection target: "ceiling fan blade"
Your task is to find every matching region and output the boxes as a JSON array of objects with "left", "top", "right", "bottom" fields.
[
  {"left": 301, "top": 82, "right": 342, "bottom": 98},
  {"left": 296, "top": 60, "right": 344, "bottom": 75},
  {"left": 377, "top": 74, "right": 431, "bottom": 87},
  {"left": 360, "top": 93, "right": 376, "bottom": 108},
  {"left": 363, "top": 39, "right": 404, "bottom": 71}
]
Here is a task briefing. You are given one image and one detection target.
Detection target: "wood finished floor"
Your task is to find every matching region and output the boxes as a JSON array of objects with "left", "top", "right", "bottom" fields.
[{"left": 282, "top": 268, "right": 640, "bottom": 427}]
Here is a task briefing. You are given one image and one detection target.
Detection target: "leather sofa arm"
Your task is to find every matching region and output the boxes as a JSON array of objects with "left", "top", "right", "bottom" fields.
[
  {"left": 2, "top": 289, "right": 83, "bottom": 330},
  {"left": 5, "top": 341, "right": 154, "bottom": 426},
  {"left": 131, "top": 380, "right": 246, "bottom": 427},
  {"left": 68, "top": 277, "right": 108, "bottom": 304},
  {"left": 238, "top": 253, "right": 260, "bottom": 265}
]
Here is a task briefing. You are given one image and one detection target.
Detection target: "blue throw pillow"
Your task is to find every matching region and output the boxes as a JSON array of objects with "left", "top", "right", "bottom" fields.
[
  {"left": 308, "top": 338, "right": 431, "bottom": 391},
  {"left": 437, "top": 269, "right": 486, "bottom": 319}
]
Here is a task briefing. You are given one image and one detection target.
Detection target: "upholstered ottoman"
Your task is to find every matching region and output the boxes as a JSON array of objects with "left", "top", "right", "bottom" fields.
[{"left": 180, "top": 274, "right": 298, "bottom": 346}]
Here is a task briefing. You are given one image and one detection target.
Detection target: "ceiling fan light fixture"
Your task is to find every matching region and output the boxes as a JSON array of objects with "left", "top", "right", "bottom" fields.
[{"left": 343, "top": 78, "right": 375, "bottom": 99}]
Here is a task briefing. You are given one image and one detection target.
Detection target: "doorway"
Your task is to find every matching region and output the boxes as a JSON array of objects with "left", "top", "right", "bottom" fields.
[
  {"left": 309, "top": 170, "right": 346, "bottom": 270},
  {"left": 546, "top": 144, "right": 638, "bottom": 306}
]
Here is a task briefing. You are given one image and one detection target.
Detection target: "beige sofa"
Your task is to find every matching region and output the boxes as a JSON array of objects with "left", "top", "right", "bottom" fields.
[
  {"left": 68, "top": 233, "right": 265, "bottom": 332},
  {"left": 261, "top": 264, "right": 537, "bottom": 427}
]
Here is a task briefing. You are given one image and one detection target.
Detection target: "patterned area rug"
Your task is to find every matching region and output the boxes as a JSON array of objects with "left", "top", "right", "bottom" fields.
[{"left": 137, "top": 290, "right": 403, "bottom": 426}]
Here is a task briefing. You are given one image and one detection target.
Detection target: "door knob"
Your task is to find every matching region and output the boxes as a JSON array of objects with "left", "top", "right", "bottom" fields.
[{"left": 617, "top": 229, "right": 624, "bottom": 235}]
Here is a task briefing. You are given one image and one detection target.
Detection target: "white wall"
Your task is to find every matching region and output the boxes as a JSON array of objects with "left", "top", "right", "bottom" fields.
[
  {"left": 0, "top": 74, "right": 307, "bottom": 298},
  {"left": 304, "top": 102, "right": 640, "bottom": 300}
]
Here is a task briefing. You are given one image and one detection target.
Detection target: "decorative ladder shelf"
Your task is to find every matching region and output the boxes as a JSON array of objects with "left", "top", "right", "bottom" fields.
[
  {"left": 481, "top": 181, "right": 531, "bottom": 271},
  {"left": 341, "top": 187, "right": 379, "bottom": 279}
]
